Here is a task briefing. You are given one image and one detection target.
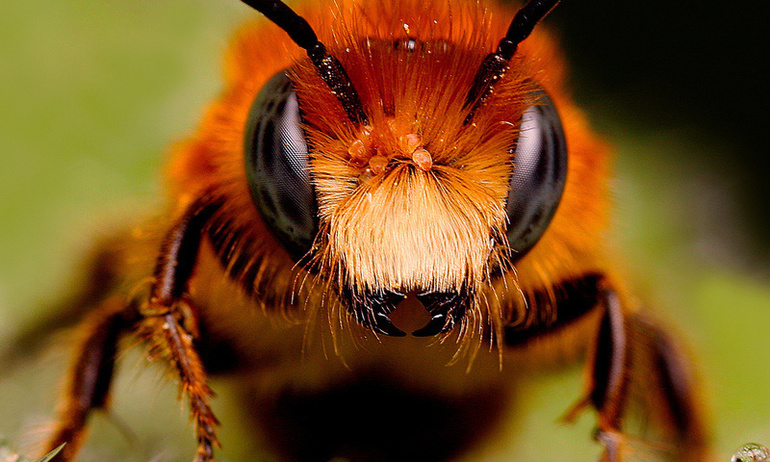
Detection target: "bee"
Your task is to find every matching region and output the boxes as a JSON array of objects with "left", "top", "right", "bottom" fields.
[{"left": 30, "top": 0, "right": 710, "bottom": 460}]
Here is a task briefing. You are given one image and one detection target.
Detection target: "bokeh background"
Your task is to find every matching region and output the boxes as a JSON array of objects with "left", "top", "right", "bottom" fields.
[{"left": 1, "top": 1, "right": 768, "bottom": 461}]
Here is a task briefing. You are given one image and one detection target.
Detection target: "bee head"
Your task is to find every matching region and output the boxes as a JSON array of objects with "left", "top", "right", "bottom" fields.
[{"left": 240, "top": 0, "right": 565, "bottom": 338}]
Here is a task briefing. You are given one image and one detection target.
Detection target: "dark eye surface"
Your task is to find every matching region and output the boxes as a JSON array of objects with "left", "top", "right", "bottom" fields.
[
  {"left": 244, "top": 70, "right": 318, "bottom": 260},
  {"left": 505, "top": 90, "right": 568, "bottom": 260}
]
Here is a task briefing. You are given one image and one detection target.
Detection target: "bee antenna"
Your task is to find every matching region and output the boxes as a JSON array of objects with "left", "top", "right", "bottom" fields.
[
  {"left": 464, "top": 0, "right": 560, "bottom": 124},
  {"left": 239, "top": 0, "right": 369, "bottom": 125}
]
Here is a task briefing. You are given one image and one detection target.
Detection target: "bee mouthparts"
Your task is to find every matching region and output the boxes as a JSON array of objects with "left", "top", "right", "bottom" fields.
[{"left": 346, "top": 289, "right": 471, "bottom": 337}]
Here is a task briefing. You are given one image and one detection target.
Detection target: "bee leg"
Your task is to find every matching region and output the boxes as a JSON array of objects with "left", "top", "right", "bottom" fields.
[
  {"left": 625, "top": 313, "right": 708, "bottom": 458},
  {"left": 581, "top": 285, "right": 628, "bottom": 460},
  {"left": 139, "top": 310, "right": 220, "bottom": 462},
  {"left": 585, "top": 285, "right": 708, "bottom": 461},
  {"left": 45, "top": 296, "right": 140, "bottom": 462},
  {"left": 138, "top": 196, "right": 222, "bottom": 462}
]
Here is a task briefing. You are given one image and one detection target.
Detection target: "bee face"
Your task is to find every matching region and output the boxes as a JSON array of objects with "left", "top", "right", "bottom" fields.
[
  {"left": 31, "top": 2, "right": 712, "bottom": 461},
  {"left": 242, "top": 8, "right": 569, "bottom": 336}
]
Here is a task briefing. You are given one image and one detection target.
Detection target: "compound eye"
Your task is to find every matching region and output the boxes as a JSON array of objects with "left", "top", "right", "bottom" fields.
[
  {"left": 244, "top": 70, "right": 318, "bottom": 261},
  {"left": 505, "top": 90, "right": 568, "bottom": 260}
]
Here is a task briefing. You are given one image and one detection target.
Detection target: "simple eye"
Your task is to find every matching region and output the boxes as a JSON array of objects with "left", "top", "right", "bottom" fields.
[
  {"left": 505, "top": 90, "right": 568, "bottom": 260},
  {"left": 244, "top": 70, "right": 318, "bottom": 260}
]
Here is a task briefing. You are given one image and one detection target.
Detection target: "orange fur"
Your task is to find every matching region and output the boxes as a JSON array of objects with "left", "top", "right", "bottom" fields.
[
  {"left": 165, "top": 0, "right": 611, "bottom": 347},
  {"left": 41, "top": 2, "right": 712, "bottom": 461}
]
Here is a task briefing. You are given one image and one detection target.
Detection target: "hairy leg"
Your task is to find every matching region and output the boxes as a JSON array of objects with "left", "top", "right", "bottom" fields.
[
  {"left": 504, "top": 274, "right": 709, "bottom": 461},
  {"left": 587, "top": 285, "right": 709, "bottom": 461},
  {"left": 48, "top": 195, "right": 224, "bottom": 462},
  {"left": 46, "top": 296, "right": 139, "bottom": 461}
]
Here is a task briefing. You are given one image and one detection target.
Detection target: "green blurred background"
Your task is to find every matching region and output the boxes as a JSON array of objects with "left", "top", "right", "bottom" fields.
[{"left": 1, "top": 1, "right": 768, "bottom": 461}]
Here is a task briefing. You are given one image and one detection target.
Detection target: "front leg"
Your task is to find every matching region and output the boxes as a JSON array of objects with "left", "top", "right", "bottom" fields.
[
  {"left": 45, "top": 196, "right": 223, "bottom": 462},
  {"left": 584, "top": 282, "right": 709, "bottom": 461},
  {"left": 139, "top": 310, "right": 219, "bottom": 462},
  {"left": 504, "top": 275, "right": 709, "bottom": 461},
  {"left": 138, "top": 195, "right": 223, "bottom": 462},
  {"left": 45, "top": 296, "right": 140, "bottom": 462},
  {"left": 587, "top": 284, "right": 629, "bottom": 460}
]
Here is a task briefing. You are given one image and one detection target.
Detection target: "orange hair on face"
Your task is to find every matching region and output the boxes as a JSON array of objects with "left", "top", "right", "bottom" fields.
[{"left": 166, "top": 0, "right": 610, "bottom": 345}]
